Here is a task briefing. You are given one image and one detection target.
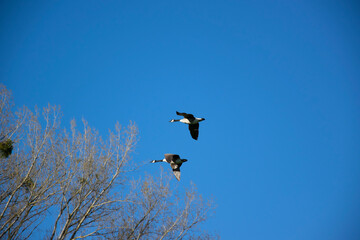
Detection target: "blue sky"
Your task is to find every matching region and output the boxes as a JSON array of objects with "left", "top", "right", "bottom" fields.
[{"left": 1, "top": 0, "right": 360, "bottom": 239}]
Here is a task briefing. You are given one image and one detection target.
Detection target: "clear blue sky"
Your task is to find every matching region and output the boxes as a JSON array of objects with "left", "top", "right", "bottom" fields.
[{"left": 1, "top": 1, "right": 360, "bottom": 239}]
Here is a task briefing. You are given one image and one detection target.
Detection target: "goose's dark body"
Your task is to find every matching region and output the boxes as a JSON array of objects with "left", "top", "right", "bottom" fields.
[
  {"left": 170, "top": 111, "right": 205, "bottom": 140},
  {"left": 151, "top": 154, "right": 188, "bottom": 181}
]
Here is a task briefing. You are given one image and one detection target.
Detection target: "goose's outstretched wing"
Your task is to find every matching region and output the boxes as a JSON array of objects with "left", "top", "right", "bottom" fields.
[
  {"left": 188, "top": 123, "right": 199, "bottom": 140},
  {"left": 176, "top": 111, "right": 195, "bottom": 121},
  {"left": 170, "top": 163, "right": 181, "bottom": 181}
]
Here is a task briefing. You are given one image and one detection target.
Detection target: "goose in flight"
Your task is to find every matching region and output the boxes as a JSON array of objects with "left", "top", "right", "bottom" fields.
[
  {"left": 151, "top": 154, "right": 188, "bottom": 181},
  {"left": 170, "top": 111, "right": 205, "bottom": 140}
]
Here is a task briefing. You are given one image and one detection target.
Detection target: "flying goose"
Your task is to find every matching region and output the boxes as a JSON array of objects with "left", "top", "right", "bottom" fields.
[
  {"left": 170, "top": 111, "right": 205, "bottom": 140},
  {"left": 151, "top": 154, "right": 188, "bottom": 181}
]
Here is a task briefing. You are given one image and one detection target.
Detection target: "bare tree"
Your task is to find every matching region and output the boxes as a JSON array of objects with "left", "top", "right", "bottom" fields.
[
  {"left": 0, "top": 84, "right": 217, "bottom": 240},
  {"left": 112, "top": 172, "right": 216, "bottom": 240}
]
